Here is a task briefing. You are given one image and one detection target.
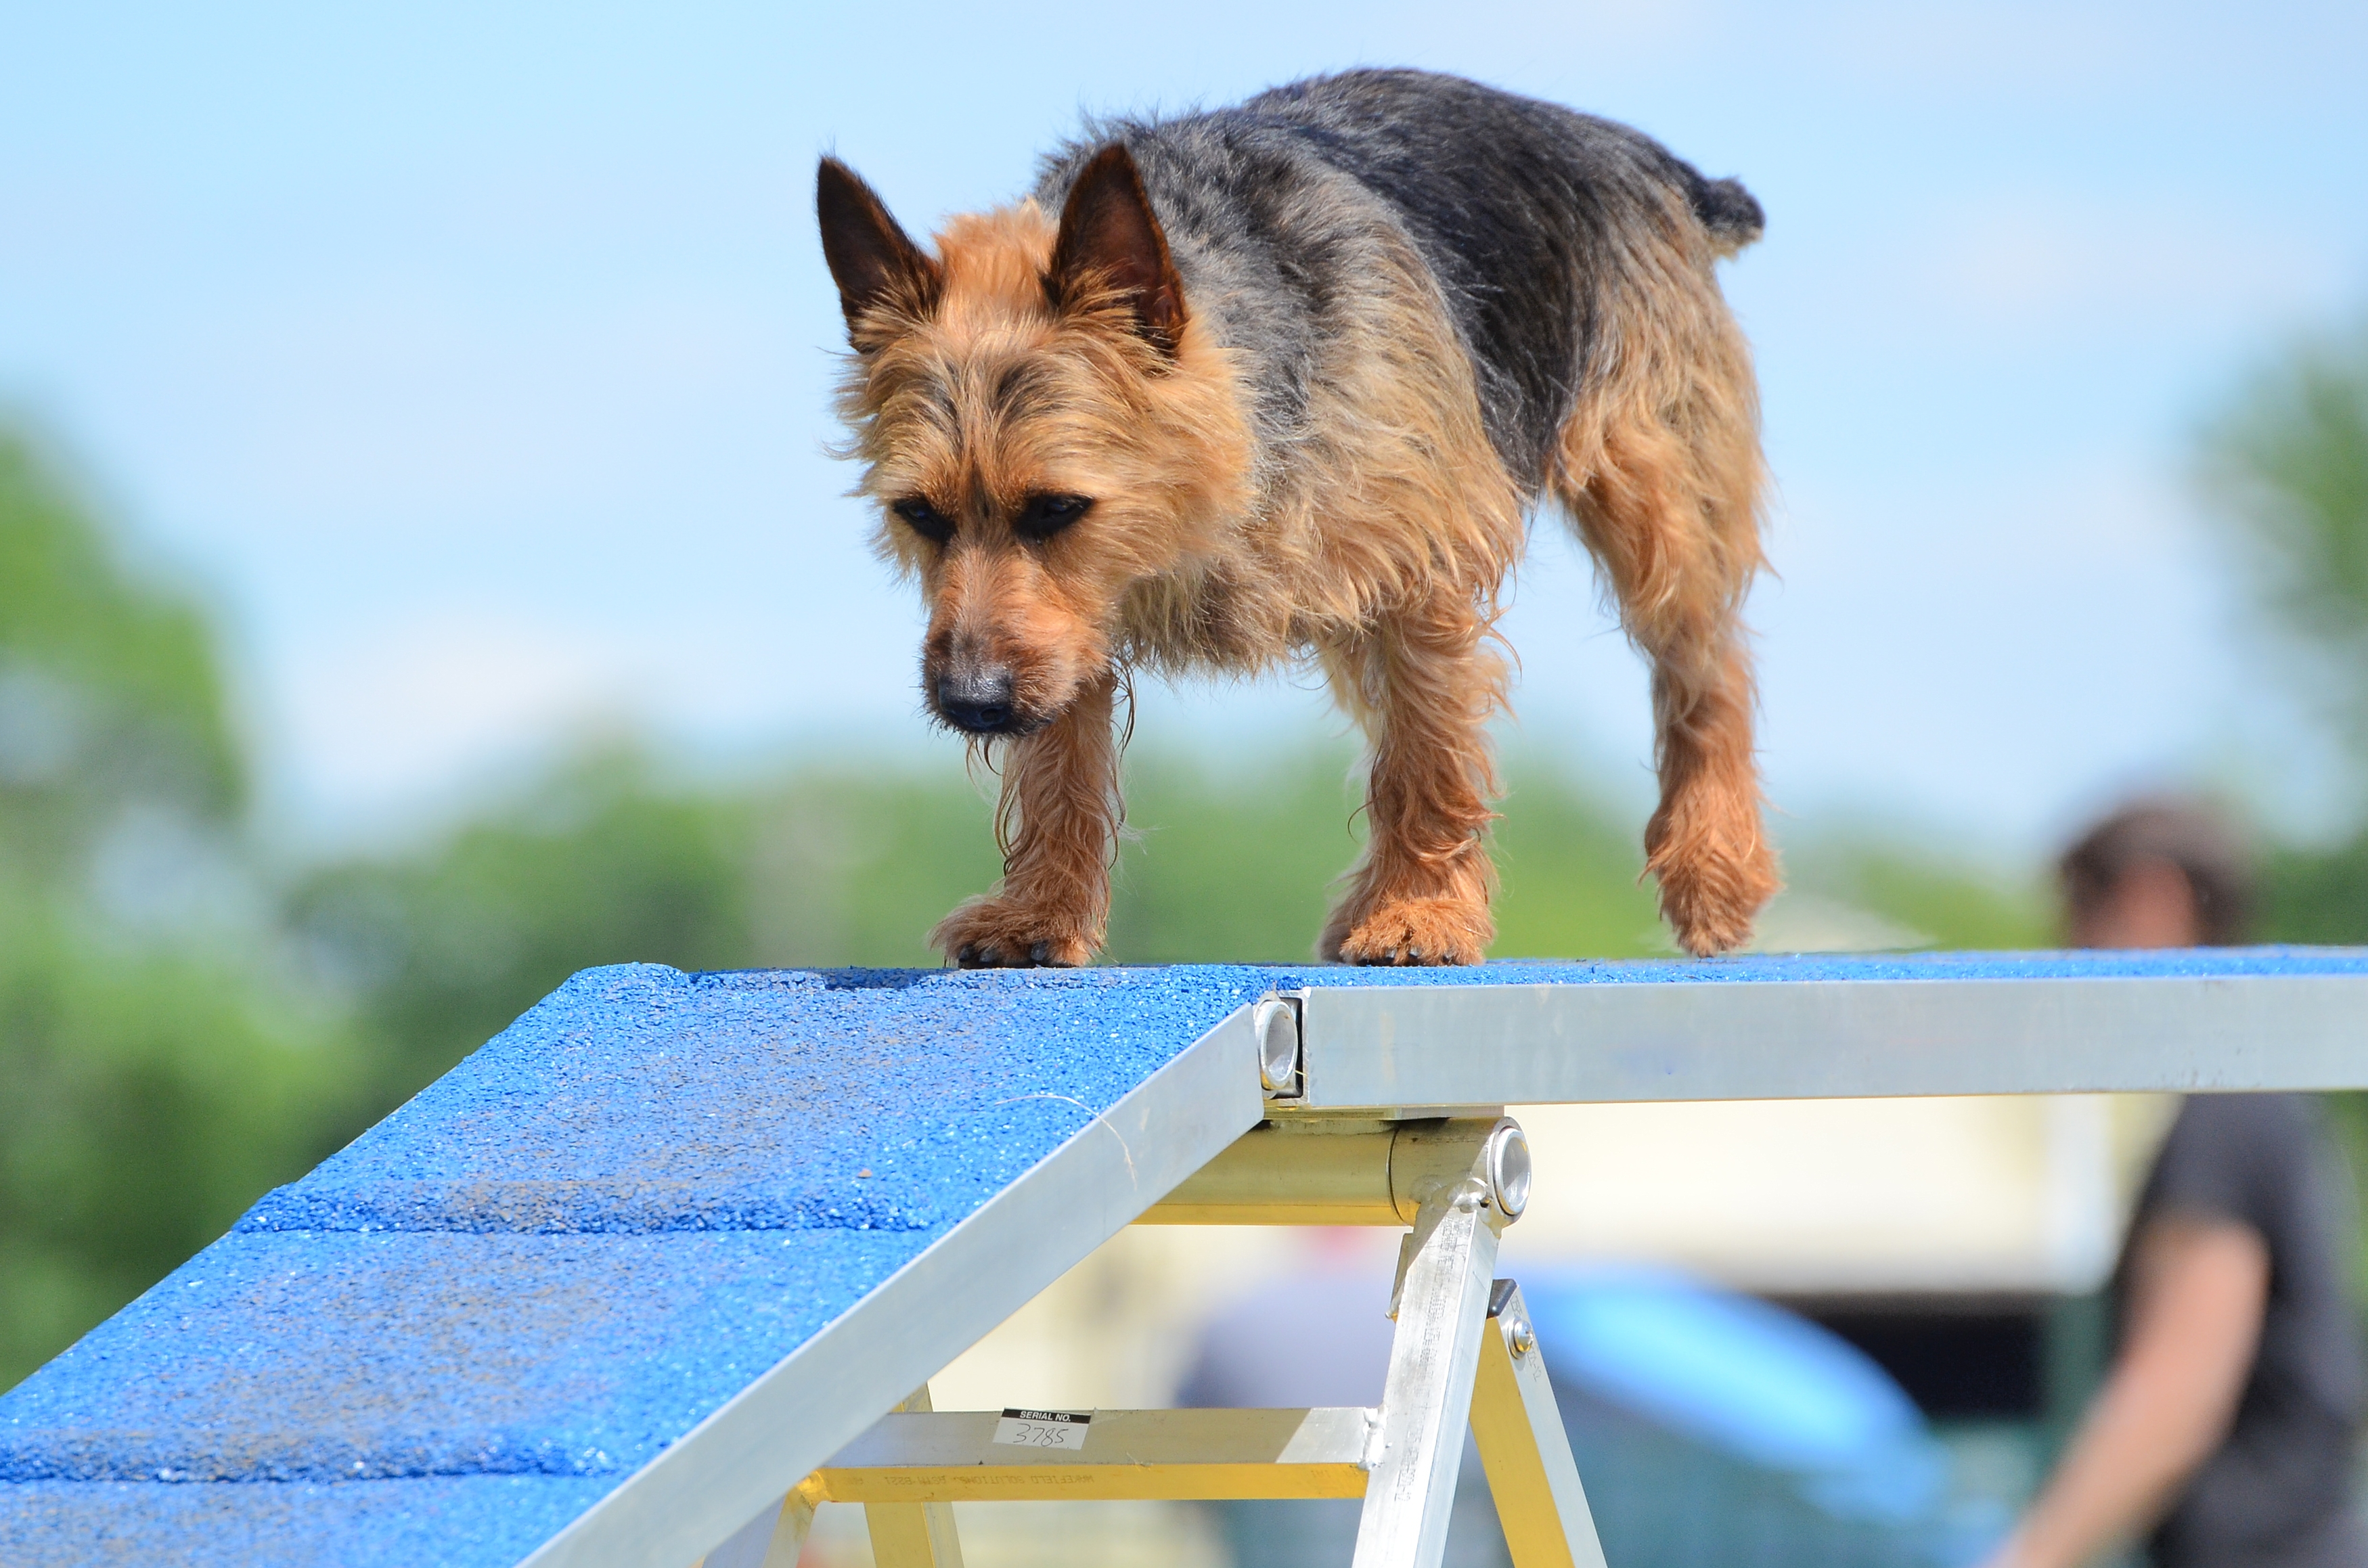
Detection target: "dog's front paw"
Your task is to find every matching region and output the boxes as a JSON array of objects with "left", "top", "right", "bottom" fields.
[
  {"left": 929, "top": 897, "right": 1100, "bottom": 969},
  {"left": 1653, "top": 841, "right": 1780, "bottom": 956},
  {"left": 1647, "top": 805, "right": 1781, "bottom": 958},
  {"left": 1324, "top": 897, "right": 1492, "bottom": 966}
]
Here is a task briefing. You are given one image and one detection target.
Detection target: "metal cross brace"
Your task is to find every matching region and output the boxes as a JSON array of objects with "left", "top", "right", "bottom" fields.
[{"left": 700, "top": 1115, "right": 1606, "bottom": 1568}]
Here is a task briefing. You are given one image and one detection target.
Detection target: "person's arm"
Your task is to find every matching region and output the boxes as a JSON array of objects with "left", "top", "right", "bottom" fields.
[{"left": 1982, "top": 1216, "right": 2270, "bottom": 1568}]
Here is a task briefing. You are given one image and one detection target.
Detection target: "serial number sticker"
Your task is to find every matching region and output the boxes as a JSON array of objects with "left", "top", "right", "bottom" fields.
[{"left": 992, "top": 1408, "right": 1092, "bottom": 1450}]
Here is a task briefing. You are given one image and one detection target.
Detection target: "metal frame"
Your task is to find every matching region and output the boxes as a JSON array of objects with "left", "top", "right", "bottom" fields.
[
  {"left": 1351, "top": 1147, "right": 1509, "bottom": 1568},
  {"left": 638, "top": 960, "right": 2368, "bottom": 1568},
  {"left": 710, "top": 1118, "right": 1584, "bottom": 1568},
  {"left": 1293, "top": 972, "right": 2368, "bottom": 1110}
]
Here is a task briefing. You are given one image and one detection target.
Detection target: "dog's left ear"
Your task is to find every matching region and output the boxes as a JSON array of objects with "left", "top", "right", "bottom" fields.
[{"left": 1050, "top": 144, "right": 1187, "bottom": 358}]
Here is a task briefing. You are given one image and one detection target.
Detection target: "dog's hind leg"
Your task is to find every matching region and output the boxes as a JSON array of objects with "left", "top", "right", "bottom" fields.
[
  {"left": 929, "top": 671, "right": 1120, "bottom": 968},
  {"left": 1318, "top": 589, "right": 1506, "bottom": 966},
  {"left": 1548, "top": 312, "right": 1779, "bottom": 956}
]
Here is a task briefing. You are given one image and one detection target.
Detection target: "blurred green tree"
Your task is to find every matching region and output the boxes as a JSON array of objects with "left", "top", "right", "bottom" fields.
[
  {"left": 0, "top": 430, "right": 361, "bottom": 1391},
  {"left": 2201, "top": 315, "right": 2368, "bottom": 942},
  {"left": 0, "top": 912, "right": 350, "bottom": 1387},
  {"left": 2260, "top": 838, "right": 2368, "bottom": 945},
  {"left": 0, "top": 432, "right": 244, "bottom": 881},
  {"left": 2198, "top": 312, "right": 2368, "bottom": 1299},
  {"left": 2203, "top": 315, "right": 2368, "bottom": 757}
]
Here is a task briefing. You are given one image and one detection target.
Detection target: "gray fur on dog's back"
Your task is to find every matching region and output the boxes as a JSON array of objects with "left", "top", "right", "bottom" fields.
[{"left": 1035, "top": 68, "right": 1762, "bottom": 487}]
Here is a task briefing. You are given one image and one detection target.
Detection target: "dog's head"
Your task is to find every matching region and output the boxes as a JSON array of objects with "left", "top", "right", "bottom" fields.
[{"left": 817, "top": 146, "right": 1249, "bottom": 738}]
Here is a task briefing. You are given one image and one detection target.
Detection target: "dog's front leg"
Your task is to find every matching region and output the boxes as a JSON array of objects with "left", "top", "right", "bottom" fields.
[
  {"left": 1319, "top": 594, "right": 1506, "bottom": 966},
  {"left": 929, "top": 670, "right": 1120, "bottom": 968}
]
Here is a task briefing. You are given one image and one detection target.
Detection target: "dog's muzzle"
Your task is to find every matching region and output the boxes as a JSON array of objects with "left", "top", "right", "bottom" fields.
[{"left": 935, "top": 665, "right": 1019, "bottom": 734}]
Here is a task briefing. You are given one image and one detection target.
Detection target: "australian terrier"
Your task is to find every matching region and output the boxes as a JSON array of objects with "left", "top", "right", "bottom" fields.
[{"left": 818, "top": 68, "right": 1777, "bottom": 966}]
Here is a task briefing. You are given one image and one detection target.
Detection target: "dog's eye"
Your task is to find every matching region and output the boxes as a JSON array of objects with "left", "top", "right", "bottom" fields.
[
  {"left": 1015, "top": 493, "right": 1093, "bottom": 541},
  {"left": 891, "top": 497, "right": 954, "bottom": 544}
]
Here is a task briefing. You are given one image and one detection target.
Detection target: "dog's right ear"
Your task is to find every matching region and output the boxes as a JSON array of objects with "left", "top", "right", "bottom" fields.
[{"left": 816, "top": 158, "right": 941, "bottom": 337}]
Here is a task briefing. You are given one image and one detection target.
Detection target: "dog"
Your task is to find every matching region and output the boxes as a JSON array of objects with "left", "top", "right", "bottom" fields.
[{"left": 817, "top": 68, "right": 1777, "bottom": 966}]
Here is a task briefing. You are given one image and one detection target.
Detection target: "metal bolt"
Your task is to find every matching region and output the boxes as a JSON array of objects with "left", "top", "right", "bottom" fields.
[
  {"left": 1482, "top": 1121, "right": 1532, "bottom": 1219},
  {"left": 1253, "top": 998, "right": 1301, "bottom": 1095},
  {"left": 1506, "top": 1317, "right": 1537, "bottom": 1358}
]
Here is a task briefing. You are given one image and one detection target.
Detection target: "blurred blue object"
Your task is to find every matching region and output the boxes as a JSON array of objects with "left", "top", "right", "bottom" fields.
[
  {"left": 1521, "top": 1265, "right": 1948, "bottom": 1523},
  {"left": 1183, "top": 1259, "right": 1998, "bottom": 1568}
]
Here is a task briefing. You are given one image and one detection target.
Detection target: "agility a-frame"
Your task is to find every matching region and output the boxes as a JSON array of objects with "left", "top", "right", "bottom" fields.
[
  {"left": 725, "top": 1104, "right": 1605, "bottom": 1568},
  {"left": 3, "top": 953, "right": 2363, "bottom": 1568}
]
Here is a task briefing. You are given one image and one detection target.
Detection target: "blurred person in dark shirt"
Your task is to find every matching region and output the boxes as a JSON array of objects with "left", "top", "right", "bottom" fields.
[{"left": 1986, "top": 800, "right": 2365, "bottom": 1568}]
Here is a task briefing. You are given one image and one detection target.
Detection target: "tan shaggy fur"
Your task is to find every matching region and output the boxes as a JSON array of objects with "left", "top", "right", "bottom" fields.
[{"left": 823, "top": 145, "right": 1777, "bottom": 966}]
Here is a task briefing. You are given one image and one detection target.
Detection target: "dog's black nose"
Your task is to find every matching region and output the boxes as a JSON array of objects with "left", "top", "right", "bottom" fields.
[{"left": 937, "top": 667, "right": 1017, "bottom": 733}]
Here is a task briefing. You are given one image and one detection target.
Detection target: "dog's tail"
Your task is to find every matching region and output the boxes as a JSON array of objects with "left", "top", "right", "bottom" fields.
[{"left": 1685, "top": 172, "right": 1764, "bottom": 257}]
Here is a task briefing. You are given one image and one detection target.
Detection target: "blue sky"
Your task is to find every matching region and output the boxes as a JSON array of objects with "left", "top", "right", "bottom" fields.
[{"left": 3, "top": 1, "right": 2364, "bottom": 853}]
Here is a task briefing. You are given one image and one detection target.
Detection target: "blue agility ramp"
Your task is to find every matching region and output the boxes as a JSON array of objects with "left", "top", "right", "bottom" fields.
[{"left": 4, "top": 952, "right": 2366, "bottom": 1567}]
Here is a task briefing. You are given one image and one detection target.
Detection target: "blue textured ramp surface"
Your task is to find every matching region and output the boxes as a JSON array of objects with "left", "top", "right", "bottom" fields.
[
  {"left": 1, "top": 1479, "right": 613, "bottom": 1567},
  {"left": 5, "top": 949, "right": 2365, "bottom": 1566},
  {"left": 0, "top": 962, "right": 1270, "bottom": 1567}
]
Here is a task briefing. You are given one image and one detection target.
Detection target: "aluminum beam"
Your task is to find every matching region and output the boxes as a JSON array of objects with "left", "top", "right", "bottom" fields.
[
  {"left": 1293, "top": 971, "right": 2368, "bottom": 1111},
  {"left": 1353, "top": 1178, "right": 1506, "bottom": 1568},
  {"left": 1139, "top": 1119, "right": 1528, "bottom": 1226},
  {"left": 807, "top": 1408, "right": 1376, "bottom": 1502}
]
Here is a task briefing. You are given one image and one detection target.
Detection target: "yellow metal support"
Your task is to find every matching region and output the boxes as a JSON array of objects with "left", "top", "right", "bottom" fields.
[
  {"left": 1138, "top": 1117, "right": 1519, "bottom": 1226},
  {"left": 759, "top": 1113, "right": 1603, "bottom": 1568},
  {"left": 814, "top": 1407, "right": 1375, "bottom": 1502},
  {"left": 1471, "top": 1283, "right": 1609, "bottom": 1568}
]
